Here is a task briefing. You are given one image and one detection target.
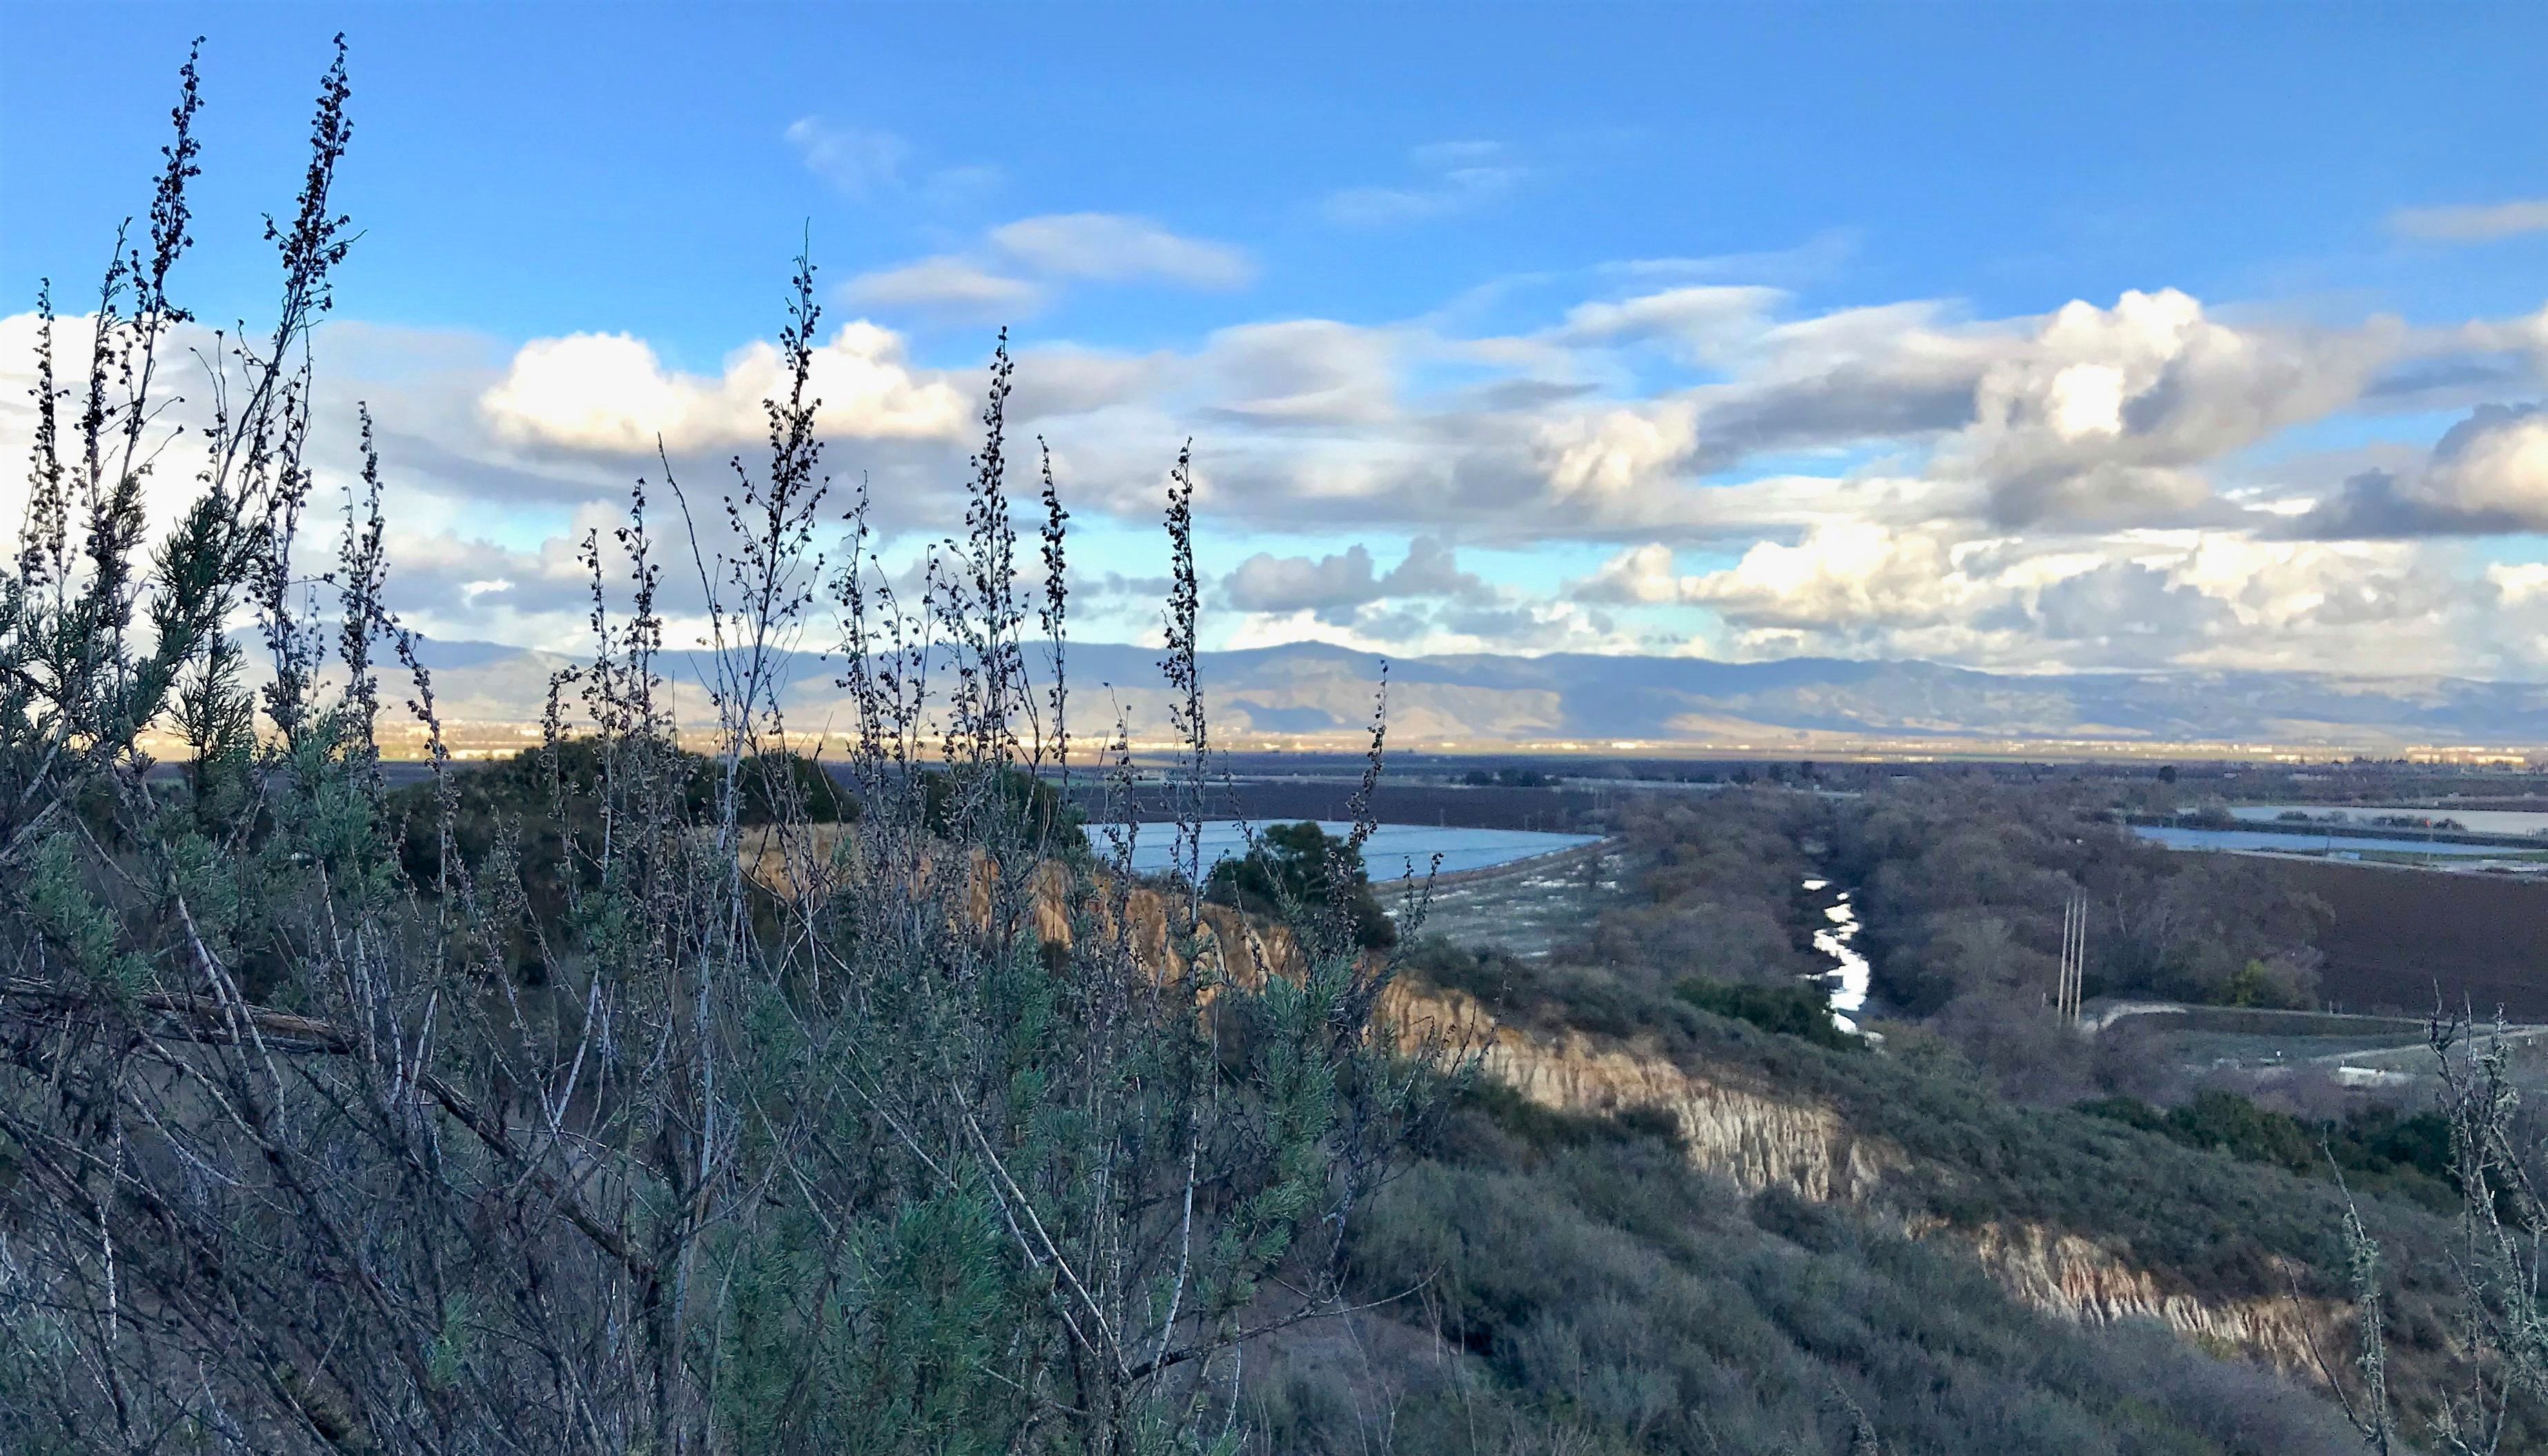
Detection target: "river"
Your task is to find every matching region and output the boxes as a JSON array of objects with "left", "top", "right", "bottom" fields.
[{"left": 1800, "top": 878, "right": 1872, "bottom": 1034}]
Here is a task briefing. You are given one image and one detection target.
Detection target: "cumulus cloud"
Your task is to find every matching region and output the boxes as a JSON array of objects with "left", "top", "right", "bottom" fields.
[
  {"left": 2301, "top": 402, "right": 2548, "bottom": 537},
  {"left": 1529, "top": 400, "right": 1703, "bottom": 511},
  {"left": 375, "top": 522, "right": 603, "bottom": 641},
  {"left": 478, "top": 324, "right": 968, "bottom": 453},
  {"left": 1650, "top": 302, "right": 1995, "bottom": 474},
  {"left": 1223, "top": 536, "right": 1487, "bottom": 623},
  {"left": 1562, "top": 521, "right": 2535, "bottom": 675},
  {"left": 1213, "top": 533, "right": 1605, "bottom": 659},
  {"left": 990, "top": 282, "right": 2464, "bottom": 560},
  {"left": 2389, "top": 199, "right": 2548, "bottom": 243},
  {"left": 14, "top": 237, "right": 2548, "bottom": 678},
  {"left": 1570, "top": 544, "right": 1687, "bottom": 605},
  {"left": 2468, "top": 303, "right": 2548, "bottom": 365},
  {"left": 2028, "top": 560, "right": 2237, "bottom": 648},
  {"left": 1225, "top": 547, "right": 1387, "bottom": 618},
  {"left": 987, "top": 213, "right": 1254, "bottom": 289},
  {"left": 781, "top": 275, "right": 2460, "bottom": 558},
  {"left": 1946, "top": 289, "right": 2402, "bottom": 526},
  {"left": 1517, "top": 288, "right": 2413, "bottom": 533},
  {"left": 1678, "top": 524, "right": 1972, "bottom": 633}
]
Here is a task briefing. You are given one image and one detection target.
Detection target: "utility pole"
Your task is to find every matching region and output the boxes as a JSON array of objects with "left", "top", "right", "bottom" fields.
[{"left": 2057, "top": 889, "right": 2088, "bottom": 1024}]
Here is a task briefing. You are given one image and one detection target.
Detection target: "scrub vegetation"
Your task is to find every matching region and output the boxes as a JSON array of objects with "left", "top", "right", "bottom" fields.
[
  {"left": 0, "top": 46, "right": 1432, "bottom": 1454},
  {"left": 3, "top": 41, "right": 2542, "bottom": 1456}
]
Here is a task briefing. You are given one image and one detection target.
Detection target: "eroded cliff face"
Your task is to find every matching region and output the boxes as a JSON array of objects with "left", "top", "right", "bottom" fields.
[
  {"left": 1381, "top": 982, "right": 2345, "bottom": 1375},
  {"left": 1954, "top": 1221, "right": 2333, "bottom": 1373},
  {"left": 1382, "top": 984, "right": 1904, "bottom": 1203},
  {"left": 745, "top": 837, "right": 2344, "bottom": 1375},
  {"left": 743, "top": 827, "right": 1305, "bottom": 992}
]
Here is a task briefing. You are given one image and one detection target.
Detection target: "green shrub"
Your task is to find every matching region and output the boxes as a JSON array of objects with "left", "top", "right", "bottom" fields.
[
  {"left": 1206, "top": 819, "right": 1396, "bottom": 950},
  {"left": 1675, "top": 976, "right": 1861, "bottom": 1051},
  {"left": 2079, "top": 1091, "right": 2456, "bottom": 1212},
  {"left": 0, "top": 53, "right": 1426, "bottom": 1454},
  {"left": 1317, "top": 1094, "right": 2365, "bottom": 1455}
]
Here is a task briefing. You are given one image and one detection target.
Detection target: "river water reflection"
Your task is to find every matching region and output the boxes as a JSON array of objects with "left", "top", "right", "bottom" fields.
[
  {"left": 1103, "top": 820, "right": 1603, "bottom": 878},
  {"left": 2133, "top": 825, "right": 2513, "bottom": 856},
  {"left": 1800, "top": 878, "right": 1871, "bottom": 1034}
]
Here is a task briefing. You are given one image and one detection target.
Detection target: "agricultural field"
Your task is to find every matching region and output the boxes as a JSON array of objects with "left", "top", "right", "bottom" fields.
[{"left": 2257, "top": 857, "right": 2548, "bottom": 1020}]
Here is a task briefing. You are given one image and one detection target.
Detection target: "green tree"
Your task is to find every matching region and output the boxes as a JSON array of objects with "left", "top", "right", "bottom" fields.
[
  {"left": 1206, "top": 820, "right": 1398, "bottom": 950},
  {"left": 1674, "top": 976, "right": 1861, "bottom": 1051}
]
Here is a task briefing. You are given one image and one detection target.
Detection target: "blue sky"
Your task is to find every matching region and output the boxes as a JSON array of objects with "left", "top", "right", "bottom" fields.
[{"left": 6, "top": 2, "right": 2548, "bottom": 676}]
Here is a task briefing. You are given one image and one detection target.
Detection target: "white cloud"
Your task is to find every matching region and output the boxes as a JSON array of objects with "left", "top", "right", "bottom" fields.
[
  {"left": 1600, "top": 230, "right": 1861, "bottom": 288},
  {"left": 1220, "top": 597, "right": 1616, "bottom": 659},
  {"left": 783, "top": 117, "right": 1003, "bottom": 208},
  {"left": 478, "top": 324, "right": 967, "bottom": 453},
  {"left": 784, "top": 118, "right": 909, "bottom": 196},
  {"left": 1527, "top": 399, "right": 1703, "bottom": 518},
  {"left": 2389, "top": 199, "right": 2548, "bottom": 243},
  {"left": 981, "top": 283, "right": 2460, "bottom": 558},
  {"left": 988, "top": 213, "right": 1255, "bottom": 289},
  {"left": 1323, "top": 170, "right": 1521, "bottom": 226},
  {"left": 1010, "top": 344, "right": 1172, "bottom": 420},
  {"left": 2440, "top": 406, "right": 2548, "bottom": 515},
  {"left": 1223, "top": 536, "right": 1487, "bottom": 622},
  {"left": 2464, "top": 304, "right": 2548, "bottom": 364},
  {"left": 1679, "top": 523, "right": 1971, "bottom": 633},
  {"left": 841, "top": 256, "right": 1043, "bottom": 317},
  {"left": 843, "top": 215, "right": 1255, "bottom": 320},
  {"left": 1564, "top": 521, "right": 2536, "bottom": 676},
  {"left": 1204, "top": 319, "right": 1400, "bottom": 426},
  {"left": 1551, "top": 286, "right": 1782, "bottom": 362},
  {"left": 1225, "top": 547, "right": 1385, "bottom": 622},
  {"left": 15, "top": 246, "right": 2548, "bottom": 678},
  {"left": 2302, "top": 403, "right": 2548, "bottom": 536},
  {"left": 1946, "top": 288, "right": 2403, "bottom": 525},
  {"left": 2044, "top": 363, "right": 2127, "bottom": 440},
  {"left": 1571, "top": 544, "right": 1687, "bottom": 605}
]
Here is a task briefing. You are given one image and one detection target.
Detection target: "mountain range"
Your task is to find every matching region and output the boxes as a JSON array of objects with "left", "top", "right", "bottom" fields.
[{"left": 369, "top": 637, "right": 2548, "bottom": 757}]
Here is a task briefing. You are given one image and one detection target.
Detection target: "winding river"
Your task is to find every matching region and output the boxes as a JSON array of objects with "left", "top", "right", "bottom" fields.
[{"left": 1800, "top": 878, "right": 1872, "bottom": 1034}]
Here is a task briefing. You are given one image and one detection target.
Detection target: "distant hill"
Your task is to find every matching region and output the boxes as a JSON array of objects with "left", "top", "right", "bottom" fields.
[{"left": 358, "top": 636, "right": 2548, "bottom": 755}]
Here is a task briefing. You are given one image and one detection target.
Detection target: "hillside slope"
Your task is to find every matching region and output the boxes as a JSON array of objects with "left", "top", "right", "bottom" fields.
[{"left": 1307, "top": 961, "right": 2492, "bottom": 1455}]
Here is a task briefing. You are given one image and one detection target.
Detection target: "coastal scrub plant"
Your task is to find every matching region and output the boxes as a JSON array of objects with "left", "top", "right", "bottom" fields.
[
  {"left": 2320, "top": 1014, "right": 2548, "bottom": 1455},
  {"left": 0, "top": 41, "right": 1431, "bottom": 1455}
]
